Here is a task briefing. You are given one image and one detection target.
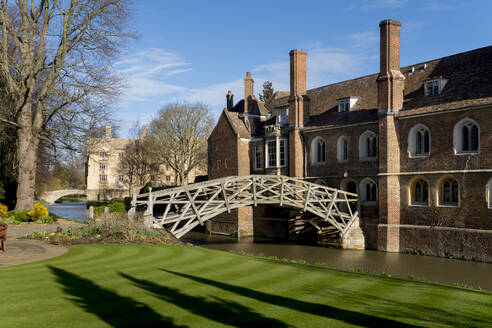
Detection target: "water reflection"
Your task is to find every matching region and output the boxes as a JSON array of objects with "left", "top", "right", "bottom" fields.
[{"left": 184, "top": 232, "right": 492, "bottom": 291}]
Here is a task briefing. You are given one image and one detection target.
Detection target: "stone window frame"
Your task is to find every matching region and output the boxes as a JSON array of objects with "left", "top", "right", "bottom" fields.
[
  {"left": 358, "top": 131, "right": 377, "bottom": 161},
  {"left": 409, "top": 177, "right": 430, "bottom": 207},
  {"left": 118, "top": 175, "right": 124, "bottom": 183},
  {"left": 279, "top": 138, "right": 287, "bottom": 167},
  {"left": 224, "top": 159, "right": 229, "bottom": 169},
  {"left": 337, "top": 136, "right": 349, "bottom": 163},
  {"left": 99, "top": 152, "right": 107, "bottom": 160},
  {"left": 266, "top": 139, "right": 277, "bottom": 168},
  {"left": 408, "top": 124, "right": 431, "bottom": 158},
  {"left": 254, "top": 145, "right": 262, "bottom": 170},
  {"left": 311, "top": 136, "right": 326, "bottom": 165},
  {"left": 99, "top": 174, "right": 108, "bottom": 183},
  {"left": 99, "top": 163, "right": 107, "bottom": 170},
  {"left": 437, "top": 176, "right": 459, "bottom": 207},
  {"left": 359, "top": 177, "right": 378, "bottom": 205},
  {"left": 453, "top": 118, "right": 480, "bottom": 155},
  {"left": 486, "top": 178, "right": 492, "bottom": 209}
]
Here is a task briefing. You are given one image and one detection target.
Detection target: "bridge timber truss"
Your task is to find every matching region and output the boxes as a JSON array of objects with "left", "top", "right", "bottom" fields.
[{"left": 130, "top": 175, "right": 360, "bottom": 240}]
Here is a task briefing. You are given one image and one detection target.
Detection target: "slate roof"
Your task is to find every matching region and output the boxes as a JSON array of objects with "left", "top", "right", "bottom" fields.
[{"left": 224, "top": 45, "right": 492, "bottom": 135}]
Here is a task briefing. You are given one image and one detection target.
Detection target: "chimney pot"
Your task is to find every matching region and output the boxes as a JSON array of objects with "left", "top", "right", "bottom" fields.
[
  {"left": 226, "top": 91, "right": 234, "bottom": 110},
  {"left": 246, "top": 72, "right": 251, "bottom": 77}
]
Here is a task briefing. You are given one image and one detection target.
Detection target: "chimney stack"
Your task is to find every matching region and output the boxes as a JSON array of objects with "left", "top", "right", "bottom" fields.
[
  {"left": 244, "top": 72, "right": 254, "bottom": 113},
  {"left": 226, "top": 90, "right": 234, "bottom": 110},
  {"left": 378, "top": 19, "right": 404, "bottom": 112},
  {"left": 105, "top": 126, "right": 112, "bottom": 139},
  {"left": 288, "top": 49, "right": 309, "bottom": 178},
  {"left": 290, "top": 50, "right": 307, "bottom": 97}
]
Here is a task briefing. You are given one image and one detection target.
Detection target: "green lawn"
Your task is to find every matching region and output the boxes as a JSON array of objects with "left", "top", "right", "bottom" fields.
[{"left": 0, "top": 244, "right": 491, "bottom": 327}]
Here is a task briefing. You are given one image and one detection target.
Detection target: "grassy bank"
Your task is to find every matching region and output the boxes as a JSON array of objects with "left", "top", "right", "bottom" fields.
[{"left": 0, "top": 244, "right": 491, "bottom": 327}]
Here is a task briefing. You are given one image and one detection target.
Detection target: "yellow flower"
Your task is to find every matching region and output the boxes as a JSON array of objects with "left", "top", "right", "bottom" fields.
[{"left": 0, "top": 203, "right": 7, "bottom": 218}]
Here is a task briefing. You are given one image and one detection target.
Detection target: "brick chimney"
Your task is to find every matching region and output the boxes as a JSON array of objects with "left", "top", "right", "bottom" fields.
[
  {"left": 243, "top": 72, "right": 254, "bottom": 113},
  {"left": 378, "top": 19, "right": 405, "bottom": 112},
  {"left": 105, "top": 126, "right": 112, "bottom": 139},
  {"left": 288, "top": 49, "right": 309, "bottom": 178},
  {"left": 377, "top": 19, "right": 404, "bottom": 253},
  {"left": 226, "top": 90, "right": 234, "bottom": 110}
]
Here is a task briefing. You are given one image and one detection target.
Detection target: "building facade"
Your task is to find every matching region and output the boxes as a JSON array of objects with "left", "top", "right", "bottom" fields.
[
  {"left": 86, "top": 126, "right": 201, "bottom": 201},
  {"left": 208, "top": 19, "right": 492, "bottom": 261}
]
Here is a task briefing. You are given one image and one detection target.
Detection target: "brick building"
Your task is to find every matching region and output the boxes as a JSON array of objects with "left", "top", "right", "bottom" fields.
[{"left": 208, "top": 19, "right": 492, "bottom": 261}]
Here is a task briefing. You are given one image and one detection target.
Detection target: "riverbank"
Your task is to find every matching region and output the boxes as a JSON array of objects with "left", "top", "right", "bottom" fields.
[{"left": 0, "top": 243, "right": 490, "bottom": 327}]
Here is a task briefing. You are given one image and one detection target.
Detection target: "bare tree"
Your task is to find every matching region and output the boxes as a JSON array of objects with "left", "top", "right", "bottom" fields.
[
  {"left": 148, "top": 103, "right": 213, "bottom": 186},
  {"left": 0, "top": 0, "right": 133, "bottom": 210},
  {"left": 119, "top": 137, "right": 158, "bottom": 196}
]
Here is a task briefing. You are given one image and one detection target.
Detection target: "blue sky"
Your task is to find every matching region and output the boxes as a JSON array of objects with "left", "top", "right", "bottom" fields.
[{"left": 113, "top": 0, "right": 492, "bottom": 135}]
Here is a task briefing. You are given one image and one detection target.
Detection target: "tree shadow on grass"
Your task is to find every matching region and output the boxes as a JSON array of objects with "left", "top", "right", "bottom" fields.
[
  {"left": 119, "top": 272, "right": 289, "bottom": 328},
  {"left": 48, "top": 266, "right": 187, "bottom": 328},
  {"left": 161, "top": 269, "right": 423, "bottom": 328}
]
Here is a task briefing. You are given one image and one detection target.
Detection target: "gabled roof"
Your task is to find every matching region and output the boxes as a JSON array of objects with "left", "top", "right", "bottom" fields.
[{"left": 222, "top": 109, "right": 251, "bottom": 138}]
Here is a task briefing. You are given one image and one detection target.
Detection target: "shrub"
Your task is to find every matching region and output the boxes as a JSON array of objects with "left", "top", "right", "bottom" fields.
[
  {"left": 8, "top": 210, "right": 30, "bottom": 222},
  {"left": 94, "top": 201, "right": 126, "bottom": 215},
  {"left": 27, "top": 203, "right": 49, "bottom": 220},
  {"left": 0, "top": 203, "right": 7, "bottom": 218}
]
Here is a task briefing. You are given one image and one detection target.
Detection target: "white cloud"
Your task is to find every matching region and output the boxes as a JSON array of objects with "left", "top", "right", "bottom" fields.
[{"left": 114, "top": 32, "right": 379, "bottom": 133}]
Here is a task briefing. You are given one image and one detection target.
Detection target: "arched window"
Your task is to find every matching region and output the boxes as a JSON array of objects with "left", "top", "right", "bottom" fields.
[
  {"left": 453, "top": 118, "right": 480, "bottom": 154},
  {"left": 360, "top": 178, "right": 377, "bottom": 204},
  {"left": 359, "top": 131, "right": 377, "bottom": 161},
  {"left": 408, "top": 124, "right": 430, "bottom": 157},
  {"left": 440, "top": 177, "right": 459, "bottom": 206},
  {"left": 337, "top": 136, "right": 349, "bottom": 163},
  {"left": 311, "top": 137, "right": 326, "bottom": 164},
  {"left": 486, "top": 178, "right": 492, "bottom": 209},
  {"left": 411, "top": 178, "right": 429, "bottom": 205}
]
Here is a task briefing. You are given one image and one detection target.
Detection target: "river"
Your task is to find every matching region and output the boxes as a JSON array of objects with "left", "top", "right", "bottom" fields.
[
  {"left": 49, "top": 202, "right": 492, "bottom": 290},
  {"left": 48, "top": 201, "right": 87, "bottom": 222}
]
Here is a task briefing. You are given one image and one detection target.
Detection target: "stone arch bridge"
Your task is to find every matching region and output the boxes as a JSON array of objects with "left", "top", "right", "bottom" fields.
[
  {"left": 40, "top": 189, "right": 86, "bottom": 203},
  {"left": 130, "top": 175, "right": 365, "bottom": 249}
]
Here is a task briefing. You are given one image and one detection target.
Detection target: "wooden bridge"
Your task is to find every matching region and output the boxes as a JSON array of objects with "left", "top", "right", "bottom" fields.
[{"left": 129, "top": 175, "right": 364, "bottom": 248}]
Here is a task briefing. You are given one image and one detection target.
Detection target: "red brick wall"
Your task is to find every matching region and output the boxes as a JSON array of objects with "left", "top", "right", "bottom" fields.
[{"left": 208, "top": 112, "right": 239, "bottom": 179}]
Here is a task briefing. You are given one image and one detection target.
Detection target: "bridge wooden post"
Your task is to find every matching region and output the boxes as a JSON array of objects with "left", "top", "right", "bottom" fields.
[{"left": 143, "top": 188, "right": 154, "bottom": 227}]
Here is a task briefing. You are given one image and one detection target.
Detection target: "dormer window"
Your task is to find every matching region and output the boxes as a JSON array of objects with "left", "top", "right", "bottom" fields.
[
  {"left": 425, "top": 78, "right": 448, "bottom": 96},
  {"left": 337, "top": 96, "right": 360, "bottom": 112}
]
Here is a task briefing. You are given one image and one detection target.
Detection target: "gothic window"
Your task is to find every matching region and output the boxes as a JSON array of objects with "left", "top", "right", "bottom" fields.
[
  {"left": 440, "top": 177, "right": 459, "bottom": 206},
  {"left": 360, "top": 178, "right": 377, "bottom": 204},
  {"left": 411, "top": 179, "right": 429, "bottom": 205},
  {"left": 267, "top": 140, "right": 277, "bottom": 168},
  {"left": 99, "top": 152, "right": 107, "bottom": 159},
  {"left": 337, "top": 136, "right": 349, "bottom": 163},
  {"left": 359, "top": 131, "right": 377, "bottom": 160},
  {"left": 99, "top": 174, "right": 107, "bottom": 183},
  {"left": 311, "top": 137, "right": 326, "bottom": 164},
  {"left": 225, "top": 159, "right": 229, "bottom": 168},
  {"left": 408, "top": 124, "right": 430, "bottom": 157},
  {"left": 453, "top": 118, "right": 479, "bottom": 154},
  {"left": 99, "top": 163, "right": 106, "bottom": 170}
]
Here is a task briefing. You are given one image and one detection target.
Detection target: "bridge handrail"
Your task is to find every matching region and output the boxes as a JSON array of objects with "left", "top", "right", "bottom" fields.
[{"left": 138, "top": 175, "right": 357, "bottom": 199}]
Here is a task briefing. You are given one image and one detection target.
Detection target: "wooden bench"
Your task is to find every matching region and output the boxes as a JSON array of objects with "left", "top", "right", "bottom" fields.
[{"left": 0, "top": 224, "right": 7, "bottom": 252}]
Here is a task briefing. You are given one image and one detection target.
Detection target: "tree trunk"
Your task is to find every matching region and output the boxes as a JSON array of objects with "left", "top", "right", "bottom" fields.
[{"left": 14, "top": 105, "right": 38, "bottom": 211}]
